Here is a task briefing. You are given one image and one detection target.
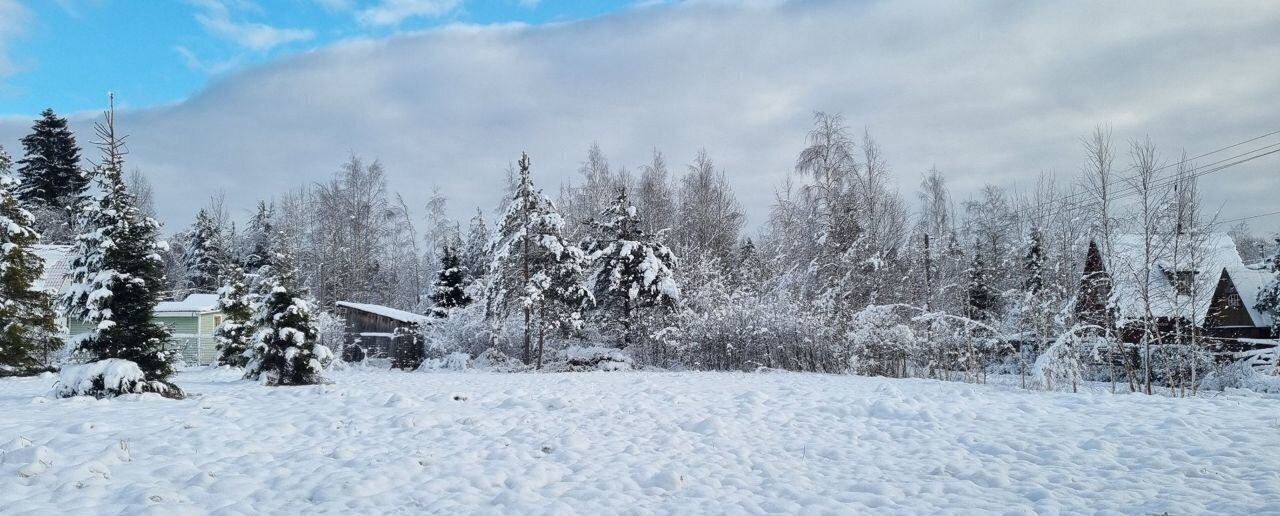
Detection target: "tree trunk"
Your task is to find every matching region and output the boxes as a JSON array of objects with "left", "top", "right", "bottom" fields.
[{"left": 536, "top": 302, "right": 546, "bottom": 369}]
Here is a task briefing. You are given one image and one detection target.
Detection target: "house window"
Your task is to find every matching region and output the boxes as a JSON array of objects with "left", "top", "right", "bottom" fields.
[
  {"left": 1227, "top": 294, "right": 1241, "bottom": 308},
  {"left": 1172, "top": 271, "right": 1195, "bottom": 296},
  {"left": 213, "top": 315, "right": 225, "bottom": 327}
]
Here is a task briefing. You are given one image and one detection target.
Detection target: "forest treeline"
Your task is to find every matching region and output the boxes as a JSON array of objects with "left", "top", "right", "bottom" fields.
[{"left": 3, "top": 104, "right": 1279, "bottom": 396}]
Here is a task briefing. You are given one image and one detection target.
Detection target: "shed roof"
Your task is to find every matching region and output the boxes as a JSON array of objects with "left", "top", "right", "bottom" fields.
[{"left": 337, "top": 301, "right": 430, "bottom": 324}]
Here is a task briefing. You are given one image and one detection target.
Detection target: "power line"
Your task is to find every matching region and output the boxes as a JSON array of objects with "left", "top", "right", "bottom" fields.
[
  {"left": 959, "top": 135, "right": 1280, "bottom": 238},
  {"left": 1056, "top": 128, "right": 1280, "bottom": 207},
  {"left": 1213, "top": 210, "right": 1280, "bottom": 227}
]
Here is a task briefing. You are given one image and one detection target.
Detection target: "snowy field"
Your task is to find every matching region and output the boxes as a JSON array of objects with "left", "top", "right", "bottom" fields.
[{"left": 3, "top": 369, "right": 1280, "bottom": 515}]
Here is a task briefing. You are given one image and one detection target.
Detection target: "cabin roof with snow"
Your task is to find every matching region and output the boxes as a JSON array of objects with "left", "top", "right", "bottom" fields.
[
  {"left": 1103, "top": 233, "right": 1244, "bottom": 324},
  {"left": 31, "top": 244, "right": 73, "bottom": 295},
  {"left": 336, "top": 301, "right": 430, "bottom": 325},
  {"left": 155, "top": 294, "right": 221, "bottom": 314}
]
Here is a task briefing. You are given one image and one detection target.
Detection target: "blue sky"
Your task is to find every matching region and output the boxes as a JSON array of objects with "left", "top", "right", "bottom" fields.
[{"left": 0, "top": 0, "right": 637, "bottom": 115}]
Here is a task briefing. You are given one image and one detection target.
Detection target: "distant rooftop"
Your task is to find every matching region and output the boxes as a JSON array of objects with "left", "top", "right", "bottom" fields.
[
  {"left": 31, "top": 244, "right": 73, "bottom": 295},
  {"left": 336, "top": 301, "right": 430, "bottom": 324},
  {"left": 156, "top": 294, "right": 221, "bottom": 313}
]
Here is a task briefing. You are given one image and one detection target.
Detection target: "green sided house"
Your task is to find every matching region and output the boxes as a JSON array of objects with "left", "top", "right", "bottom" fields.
[
  {"left": 35, "top": 245, "right": 225, "bottom": 366},
  {"left": 63, "top": 294, "right": 225, "bottom": 366}
]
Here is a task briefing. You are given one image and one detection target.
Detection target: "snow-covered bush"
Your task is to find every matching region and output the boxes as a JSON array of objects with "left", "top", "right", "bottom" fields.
[
  {"left": 423, "top": 302, "right": 517, "bottom": 358},
  {"left": 314, "top": 310, "right": 346, "bottom": 363},
  {"left": 909, "top": 310, "right": 1007, "bottom": 381},
  {"left": 1201, "top": 361, "right": 1280, "bottom": 395},
  {"left": 52, "top": 359, "right": 183, "bottom": 399},
  {"left": 418, "top": 351, "right": 472, "bottom": 371},
  {"left": 471, "top": 347, "right": 526, "bottom": 372},
  {"left": 846, "top": 305, "right": 916, "bottom": 377},
  {"left": 1144, "top": 344, "right": 1215, "bottom": 392},
  {"left": 543, "top": 346, "right": 633, "bottom": 372},
  {"left": 1031, "top": 331, "right": 1098, "bottom": 392},
  {"left": 668, "top": 287, "right": 843, "bottom": 372}
]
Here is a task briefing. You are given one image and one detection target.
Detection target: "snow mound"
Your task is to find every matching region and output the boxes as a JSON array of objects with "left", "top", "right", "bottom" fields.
[{"left": 51, "top": 359, "right": 183, "bottom": 400}]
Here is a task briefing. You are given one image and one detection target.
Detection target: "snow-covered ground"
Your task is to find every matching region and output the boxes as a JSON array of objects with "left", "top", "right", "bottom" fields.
[{"left": 3, "top": 368, "right": 1279, "bottom": 515}]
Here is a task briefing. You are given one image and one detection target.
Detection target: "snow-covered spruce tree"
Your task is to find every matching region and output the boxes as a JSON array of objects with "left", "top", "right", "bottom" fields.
[
  {"left": 429, "top": 239, "right": 472, "bottom": 317},
  {"left": 732, "top": 238, "right": 768, "bottom": 293},
  {"left": 244, "top": 244, "right": 331, "bottom": 385},
  {"left": 585, "top": 188, "right": 680, "bottom": 349},
  {"left": 462, "top": 208, "right": 492, "bottom": 281},
  {"left": 1008, "top": 228, "right": 1060, "bottom": 388},
  {"left": 214, "top": 265, "right": 255, "bottom": 368},
  {"left": 1257, "top": 237, "right": 1280, "bottom": 339},
  {"left": 964, "top": 243, "right": 999, "bottom": 322},
  {"left": 0, "top": 147, "right": 62, "bottom": 375},
  {"left": 59, "top": 97, "right": 179, "bottom": 395},
  {"left": 486, "top": 153, "right": 589, "bottom": 367},
  {"left": 16, "top": 109, "right": 85, "bottom": 244},
  {"left": 241, "top": 200, "right": 275, "bottom": 274},
  {"left": 16, "top": 109, "right": 86, "bottom": 208},
  {"left": 183, "top": 208, "right": 226, "bottom": 293}
]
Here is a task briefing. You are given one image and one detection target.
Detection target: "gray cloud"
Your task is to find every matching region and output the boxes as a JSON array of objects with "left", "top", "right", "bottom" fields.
[{"left": 2, "top": 0, "right": 1279, "bottom": 235}]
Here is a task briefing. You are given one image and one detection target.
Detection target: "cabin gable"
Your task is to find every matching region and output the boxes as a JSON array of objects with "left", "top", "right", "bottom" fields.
[{"left": 1205, "top": 270, "right": 1256, "bottom": 328}]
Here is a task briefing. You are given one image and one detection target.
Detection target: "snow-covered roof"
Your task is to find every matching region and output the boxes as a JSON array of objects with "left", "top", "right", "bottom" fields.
[
  {"left": 1224, "top": 266, "right": 1277, "bottom": 328},
  {"left": 336, "top": 301, "right": 430, "bottom": 324},
  {"left": 155, "top": 294, "right": 221, "bottom": 314},
  {"left": 1106, "top": 233, "right": 1244, "bottom": 324},
  {"left": 31, "top": 244, "right": 73, "bottom": 295}
]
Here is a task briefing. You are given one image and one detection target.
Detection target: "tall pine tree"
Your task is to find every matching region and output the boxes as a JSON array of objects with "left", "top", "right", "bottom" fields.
[
  {"left": 0, "top": 146, "right": 61, "bottom": 374},
  {"left": 17, "top": 109, "right": 85, "bottom": 207},
  {"left": 486, "top": 153, "right": 589, "bottom": 367},
  {"left": 585, "top": 188, "right": 680, "bottom": 348},
  {"left": 60, "top": 96, "right": 177, "bottom": 386},
  {"left": 244, "top": 242, "right": 331, "bottom": 385}
]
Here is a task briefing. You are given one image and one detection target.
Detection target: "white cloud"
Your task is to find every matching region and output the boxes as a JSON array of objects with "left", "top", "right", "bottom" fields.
[
  {"left": 2, "top": 0, "right": 1279, "bottom": 234},
  {"left": 191, "top": 0, "right": 314, "bottom": 51},
  {"left": 175, "top": 46, "right": 239, "bottom": 75},
  {"left": 357, "top": 0, "right": 463, "bottom": 26},
  {"left": 312, "top": 0, "right": 353, "bottom": 11},
  {"left": 0, "top": 0, "right": 31, "bottom": 80}
]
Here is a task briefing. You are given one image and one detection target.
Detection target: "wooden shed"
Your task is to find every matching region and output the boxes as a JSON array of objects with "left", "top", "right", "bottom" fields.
[{"left": 335, "top": 301, "right": 430, "bottom": 365}]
